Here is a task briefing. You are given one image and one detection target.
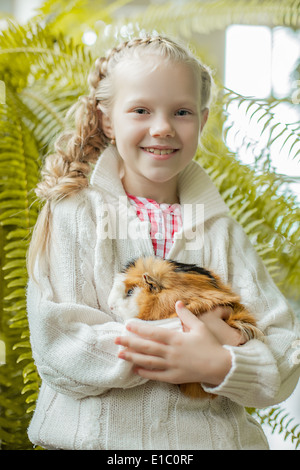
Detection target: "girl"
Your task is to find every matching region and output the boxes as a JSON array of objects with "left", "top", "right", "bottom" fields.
[{"left": 27, "top": 35, "right": 299, "bottom": 450}]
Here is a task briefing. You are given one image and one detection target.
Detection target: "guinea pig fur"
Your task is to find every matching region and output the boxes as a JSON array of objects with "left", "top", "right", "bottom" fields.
[{"left": 108, "top": 256, "right": 263, "bottom": 399}]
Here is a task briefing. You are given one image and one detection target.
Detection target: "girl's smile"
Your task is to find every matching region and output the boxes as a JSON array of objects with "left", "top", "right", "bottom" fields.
[{"left": 141, "top": 146, "right": 179, "bottom": 160}]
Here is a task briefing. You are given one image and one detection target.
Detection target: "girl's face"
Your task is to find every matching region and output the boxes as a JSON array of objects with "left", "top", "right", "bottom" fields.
[{"left": 103, "top": 56, "right": 206, "bottom": 203}]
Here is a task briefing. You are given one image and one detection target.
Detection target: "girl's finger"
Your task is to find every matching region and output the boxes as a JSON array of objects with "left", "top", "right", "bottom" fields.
[
  {"left": 124, "top": 320, "right": 175, "bottom": 344},
  {"left": 175, "top": 301, "right": 203, "bottom": 331},
  {"left": 118, "top": 349, "right": 166, "bottom": 370},
  {"left": 115, "top": 335, "right": 167, "bottom": 357}
]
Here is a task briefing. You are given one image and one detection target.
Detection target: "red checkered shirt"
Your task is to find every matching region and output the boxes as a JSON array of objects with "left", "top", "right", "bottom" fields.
[{"left": 127, "top": 194, "right": 182, "bottom": 258}]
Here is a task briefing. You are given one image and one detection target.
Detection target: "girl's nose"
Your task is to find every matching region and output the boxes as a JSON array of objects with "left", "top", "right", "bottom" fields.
[{"left": 150, "top": 116, "right": 175, "bottom": 138}]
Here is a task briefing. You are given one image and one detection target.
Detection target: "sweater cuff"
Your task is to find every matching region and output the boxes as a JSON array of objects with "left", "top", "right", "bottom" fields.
[{"left": 202, "top": 339, "right": 280, "bottom": 407}]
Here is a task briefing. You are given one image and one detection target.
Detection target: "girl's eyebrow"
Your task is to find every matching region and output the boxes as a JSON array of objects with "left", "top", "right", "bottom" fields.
[
  {"left": 124, "top": 99, "right": 150, "bottom": 107},
  {"left": 124, "top": 98, "right": 198, "bottom": 110}
]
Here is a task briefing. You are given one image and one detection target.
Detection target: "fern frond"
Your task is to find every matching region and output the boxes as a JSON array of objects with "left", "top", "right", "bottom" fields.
[
  {"left": 0, "top": 80, "right": 5, "bottom": 104},
  {"left": 223, "top": 89, "right": 300, "bottom": 163},
  {"left": 115, "top": 0, "right": 300, "bottom": 37},
  {"left": 34, "top": 0, "right": 133, "bottom": 42},
  {"left": 21, "top": 83, "right": 84, "bottom": 148},
  {"left": 0, "top": 87, "right": 40, "bottom": 449},
  {"left": 253, "top": 406, "right": 300, "bottom": 449},
  {"left": 197, "top": 93, "right": 300, "bottom": 303},
  {"left": 0, "top": 20, "right": 93, "bottom": 92}
]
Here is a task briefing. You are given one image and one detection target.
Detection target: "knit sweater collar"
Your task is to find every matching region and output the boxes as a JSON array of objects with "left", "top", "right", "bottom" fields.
[{"left": 90, "top": 146, "right": 229, "bottom": 223}]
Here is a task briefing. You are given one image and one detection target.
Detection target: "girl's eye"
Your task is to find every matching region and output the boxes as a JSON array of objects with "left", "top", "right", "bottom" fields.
[
  {"left": 126, "top": 288, "right": 134, "bottom": 297},
  {"left": 176, "top": 109, "right": 191, "bottom": 116},
  {"left": 134, "top": 108, "right": 149, "bottom": 115}
]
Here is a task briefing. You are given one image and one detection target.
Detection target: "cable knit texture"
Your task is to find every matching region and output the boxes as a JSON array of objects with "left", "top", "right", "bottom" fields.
[{"left": 27, "top": 147, "right": 300, "bottom": 450}]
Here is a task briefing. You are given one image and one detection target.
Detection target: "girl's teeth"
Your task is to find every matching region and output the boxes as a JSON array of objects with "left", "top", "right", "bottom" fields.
[{"left": 145, "top": 148, "right": 174, "bottom": 155}]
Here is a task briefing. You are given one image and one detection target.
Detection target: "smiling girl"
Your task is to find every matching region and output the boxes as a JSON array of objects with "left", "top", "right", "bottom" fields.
[{"left": 26, "top": 35, "right": 299, "bottom": 450}]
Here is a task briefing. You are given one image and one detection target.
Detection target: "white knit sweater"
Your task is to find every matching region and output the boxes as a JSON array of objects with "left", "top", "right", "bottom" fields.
[{"left": 27, "top": 147, "right": 300, "bottom": 450}]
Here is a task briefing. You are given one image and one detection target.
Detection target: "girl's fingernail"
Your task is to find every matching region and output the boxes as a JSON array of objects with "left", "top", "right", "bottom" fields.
[
  {"left": 118, "top": 351, "right": 125, "bottom": 359},
  {"left": 115, "top": 337, "right": 121, "bottom": 344},
  {"left": 176, "top": 300, "right": 184, "bottom": 309}
]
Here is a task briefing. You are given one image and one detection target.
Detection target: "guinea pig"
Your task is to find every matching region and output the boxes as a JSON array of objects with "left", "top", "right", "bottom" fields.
[{"left": 108, "top": 256, "right": 262, "bottom": 399}]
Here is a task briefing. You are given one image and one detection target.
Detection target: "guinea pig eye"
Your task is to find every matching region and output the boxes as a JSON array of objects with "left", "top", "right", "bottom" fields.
[{"left": 126, "top": 288, "right": 134, "bottom": 297}]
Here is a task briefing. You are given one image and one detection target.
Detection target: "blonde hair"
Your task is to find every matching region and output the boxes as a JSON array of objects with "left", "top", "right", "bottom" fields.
[{"left": 27, "top": 34, "right": 213, "bottom": 276}]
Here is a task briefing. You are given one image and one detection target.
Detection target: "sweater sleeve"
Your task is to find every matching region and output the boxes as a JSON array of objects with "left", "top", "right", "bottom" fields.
[
  {"left": 202, "top": 217, "right": 300, "bottom": 408},
  {"left": 27, "top": 191, "right": 147, "bottom": 399}
]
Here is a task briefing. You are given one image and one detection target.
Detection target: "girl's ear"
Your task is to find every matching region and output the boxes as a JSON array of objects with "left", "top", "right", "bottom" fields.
[
  {"left": 200, "top": 108, "right": 209, "bottom": 132},
  {"left": 98, "top": 108, "right": 115, "bottom": 140}
]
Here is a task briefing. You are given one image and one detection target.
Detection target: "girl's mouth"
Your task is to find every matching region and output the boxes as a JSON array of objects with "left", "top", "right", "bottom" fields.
[{"left": 141, "top": 147, "right": 178, "bottom": 159}]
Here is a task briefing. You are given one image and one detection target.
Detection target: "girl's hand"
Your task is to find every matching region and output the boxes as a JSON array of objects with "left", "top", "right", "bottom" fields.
[
  {"left": 115, "top": 301, "right": 242, "bottom": 387},
  {"left": 199, "top": 305, "right": 247, "bottom": 346}
]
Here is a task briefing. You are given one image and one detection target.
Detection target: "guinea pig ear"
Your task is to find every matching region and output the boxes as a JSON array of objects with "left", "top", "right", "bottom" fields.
[{"left": 143, "top": 273, "right": 161, "bottom": 292}]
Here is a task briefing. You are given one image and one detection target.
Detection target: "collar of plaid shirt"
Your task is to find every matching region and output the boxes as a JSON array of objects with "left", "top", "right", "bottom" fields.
[{"left": 127, "top": 193, "right": 182, "bottom": 258}]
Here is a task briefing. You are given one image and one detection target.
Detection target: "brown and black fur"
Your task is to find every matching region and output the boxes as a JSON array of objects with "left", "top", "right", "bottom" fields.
[{"left": 119, "top": 256, "right": 263, "bottom": 399}]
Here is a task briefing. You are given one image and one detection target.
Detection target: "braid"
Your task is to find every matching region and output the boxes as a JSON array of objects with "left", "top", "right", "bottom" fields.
[
  {"left": 89, "top": 36, "right": 168, "bottom": 90},
  {"left": 36, "top": 95, "right": 109, "bottom": 204},
  {"left": 88, "top": 56, "right": 108, "bottom": 91}
]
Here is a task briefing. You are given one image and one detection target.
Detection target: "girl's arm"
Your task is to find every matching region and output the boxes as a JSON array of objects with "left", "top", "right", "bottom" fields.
[{"left": 27, "top": 191, "right": 147, "bottom": 399}]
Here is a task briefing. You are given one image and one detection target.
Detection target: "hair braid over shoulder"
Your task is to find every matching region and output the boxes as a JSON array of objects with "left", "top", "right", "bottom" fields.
[{"left": 36, "top": 96, "right": 107, "bottom": 203}]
